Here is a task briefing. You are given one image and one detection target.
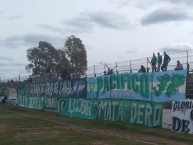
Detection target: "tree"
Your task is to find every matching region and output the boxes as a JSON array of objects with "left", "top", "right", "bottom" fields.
[
  {"left": 64, "top": 35, "right": 87, "bottom": 78},
  {"left": 26, "top": 41, "right": 62, "bottom": 75},
  {"left": 57, "top": 49, "right": 71, "bottom": 79}
]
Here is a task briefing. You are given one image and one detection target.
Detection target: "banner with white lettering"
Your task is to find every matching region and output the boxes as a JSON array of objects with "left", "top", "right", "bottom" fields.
[
  {"left": 172, "top": 100, "right": 193, "bottom": 134},
  {"left": 59, "top": 98, "right": 163, "bottom": 127},
  {"left": 87, "top": 70, "right": 186, "bottom": 102},
  {"left": 25, "top": 78, "right": 87, "bottom": 98}
]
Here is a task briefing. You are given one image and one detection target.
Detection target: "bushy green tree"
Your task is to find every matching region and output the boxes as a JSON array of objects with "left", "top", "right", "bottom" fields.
[
  {"left": 26, "top": 36, "right": 87, "bottom": 79},
  {"left": 26, "top": 41, "right": 60, "bottom": 75},
  {"left": 64, "top": 35, "right": 87, "bottom": 78}
]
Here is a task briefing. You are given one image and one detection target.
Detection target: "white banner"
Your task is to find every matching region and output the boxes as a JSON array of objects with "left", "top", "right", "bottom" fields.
[{"left": 172, "top": 100, "right": 193, "bottom": 134}]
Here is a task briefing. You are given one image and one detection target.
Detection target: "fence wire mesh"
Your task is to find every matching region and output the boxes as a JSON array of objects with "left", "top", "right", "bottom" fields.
[
  {"left": 0, "top": 49, "right": 192, "bottom": 83},
  {"left": 86, "top": 50, "right": 192, "bottom": 77}
]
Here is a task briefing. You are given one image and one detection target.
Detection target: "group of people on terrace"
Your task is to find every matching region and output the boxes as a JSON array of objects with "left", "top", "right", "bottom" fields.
[
  {"left": 139, "top": 52, "right": 184, "bottom": 73},
  {"left": 103, "top": 51, "right": 184, "bottom": 75},
  {"left": 104, "top": 66, "right": 116, "bottom": 75}
]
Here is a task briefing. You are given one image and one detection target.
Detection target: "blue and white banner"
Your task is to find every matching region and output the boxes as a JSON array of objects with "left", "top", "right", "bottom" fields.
[
  {"left": 172, "top": 100, "right": 193, "bottom": 134},
  {"left": 87, "top": 70, "right": 187, "bottom": 102}
]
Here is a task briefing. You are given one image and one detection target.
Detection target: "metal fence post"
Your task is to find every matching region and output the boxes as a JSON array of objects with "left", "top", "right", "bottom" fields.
[
  {"left": 187, "top": 50, "right": 189, "bottom": 73},
  {"left": 116, "top": 62, "right": 118, "bottom": 74},
  {"left": 130, "top": 60, "right": 132, "bottom": 73},
  {"left": 147, "top": 57, "right": 148, "bottom": 72},
  {"left": 94, "top": 65, "right": 96, "bottom": 77}
]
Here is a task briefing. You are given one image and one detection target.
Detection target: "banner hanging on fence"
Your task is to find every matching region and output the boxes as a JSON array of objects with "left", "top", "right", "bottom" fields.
[
  {"left": 25, "top": 78, "right": 87, "bottom": 98},
  {"left": 58, "top": 98, "right": 163, "bottom": 127},
  {"left": 87, "top": 70, "right": 186, "bottom": 102},
  {"left": 17, "top": 89, "right": 44, "bottom": 110},
  {"left": 172, "top": 100, "right": 193, "bottom": 134}
]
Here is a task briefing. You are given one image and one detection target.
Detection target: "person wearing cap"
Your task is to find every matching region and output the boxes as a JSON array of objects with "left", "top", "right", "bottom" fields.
[
  {"left": 161, "top": 52, "right": 171, "bottom": 71},
  {"left": 157, "top": 52, "right": 162, "bottom": 72},
  {"left": 175, "top": 60, "right": 183, "bottom": 70}
]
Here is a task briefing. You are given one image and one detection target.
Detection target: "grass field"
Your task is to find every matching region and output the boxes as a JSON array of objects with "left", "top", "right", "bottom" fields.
[{"left": 0, "top": 104, "right": 193, "bottom": 145}]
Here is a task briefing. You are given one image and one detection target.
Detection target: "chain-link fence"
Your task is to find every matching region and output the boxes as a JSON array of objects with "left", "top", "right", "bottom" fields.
[
  {"left": 86, "top": 50, "right": 192, "bottom": 77},
  {"left": 0, "top": 49, "right": 192, "bottom": 83}
]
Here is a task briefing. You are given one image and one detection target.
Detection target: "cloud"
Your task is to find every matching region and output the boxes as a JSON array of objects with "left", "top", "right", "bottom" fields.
[
  {"left": 37, "top": 24, "right": 64, "bottom": 33},
  {"left": 2, "top": 36, "right": 23, "bottom": 48},
  {"left": 0, "top": 56, "right": 13, "bottom": 61},
  {"left": 124, "top": 47, "right": 139, "bottom": 53},
  {"left": 110, "top": 0, "right": 193, "bottom": 9},
  {"left": 62, "top": 14, "right": 94, "bottom": 33},
  {"left": 141, "top": 8, "right": 192, "bottom": 25},
  {"left": 137, "top": 0, "right": 193, "bottom": 9},
  {"left": 160, "top": 43, "right": 193, "bottom": 52},
  {"left": 61, "top": 11, "right": 132, "bottom": 33},
  {"left": 0, "top": 33, "right": 63, "bottom": 49},
  {"left": 0, "top": 62, "right": 25, "bottom": 67},
  {"left": 39, "top": 11, "right": 131, "bottom": 34},
  {"left": 22, "top": 33, "right": 62, "bottom": 46},
  {"left": 110, "top": 0, "right": 130, "bottom": 7},
  {"left": 88, "top": 11, "right": 131, "bottom": 30},
  {"left": 0, "top": 68, "right": 16, "bottom": 72},
  {"left": 7, "top": 15, "right": 22, "bottom": 21},
  {"left": 12, "top": 63, "right": 27, "bottom": 67},
  {"left": 163, "top": 0, "right": 193, "bottom": 6}
]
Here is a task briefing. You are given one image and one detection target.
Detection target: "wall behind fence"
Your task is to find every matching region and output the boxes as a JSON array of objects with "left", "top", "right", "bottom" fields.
[{"left": 16, "top": 70, "right": 187, "bottom": 127}]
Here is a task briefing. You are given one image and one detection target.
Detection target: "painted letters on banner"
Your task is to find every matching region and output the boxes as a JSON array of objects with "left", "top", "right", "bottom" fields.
[
  {"left": 26, "top": 78, "right": 86, "bottom": 98},
  {"left": 59, "top": 98, "right": 163, "bottom": 127},
  {"left": 17, "top": 89, "right": 44, "bottom": 110},
  {"left": 87, "top": 70, "right": 186, "bottom": 102},
  {"left": 172, "top": 100, "right": 193, "bottom": 134}
]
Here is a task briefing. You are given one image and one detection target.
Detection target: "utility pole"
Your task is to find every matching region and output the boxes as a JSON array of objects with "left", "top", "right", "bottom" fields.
[{"left": 19, "top": 73, "right": 21, "bottom": 81}]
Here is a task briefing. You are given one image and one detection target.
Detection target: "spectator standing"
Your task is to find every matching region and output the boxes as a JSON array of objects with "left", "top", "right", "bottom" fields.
[
  {"left": 110, "top": 69, "right": 114, "bottom": 75},
  {"left": 151, "top": 52, "right": 157, "bottom": 72},
  {"left": 161, "top": 52, "right": 171, "bottom": 71},
  {"left": 157, "top": 52, "right": 162, "bottom": 72},
  {"left": 175, "top": 60, "right": 183, "bottom": 70},
  {"left": 107, "top": 68, "right": 111, "bottom": 75}
]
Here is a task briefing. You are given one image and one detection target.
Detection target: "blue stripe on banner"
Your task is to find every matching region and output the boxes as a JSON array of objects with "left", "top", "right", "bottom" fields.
[{"left": 87, "top": 70, "right": 187, "bottom": 102}]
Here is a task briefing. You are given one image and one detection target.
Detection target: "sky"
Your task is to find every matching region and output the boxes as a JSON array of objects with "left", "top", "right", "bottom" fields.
[{"left": 0, "top": 0, "right": 193, "bottom": 80}]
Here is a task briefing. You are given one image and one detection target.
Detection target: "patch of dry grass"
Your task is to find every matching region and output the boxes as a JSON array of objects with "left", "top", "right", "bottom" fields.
[{"left": 0, "top": 104, "right": 193, "bottom": 145}]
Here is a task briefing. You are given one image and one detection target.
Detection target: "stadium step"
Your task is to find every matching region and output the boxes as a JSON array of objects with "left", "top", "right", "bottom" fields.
[{"left": 186, "top": 73, "right": 193, "bottom": 99}]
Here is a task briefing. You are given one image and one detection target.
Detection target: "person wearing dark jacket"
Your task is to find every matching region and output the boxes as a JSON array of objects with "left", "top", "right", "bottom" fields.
[
  {"left": 2, "top": 96, "right": 7, "bottom": 104},
  {"left": 151, "top": 52, "right": 157, "bottom": 72},
  {"left": 161, "top": 52, "right": 171, "bottom": 71},
  {"left": 138, "top": 65, "right": 146, "bottom": 73},
  {"left": 157, "top": 52, "right": 162, "bottom": 72},
  {"left": 175, "top": 60, "right": 183, "bottom": 70}
]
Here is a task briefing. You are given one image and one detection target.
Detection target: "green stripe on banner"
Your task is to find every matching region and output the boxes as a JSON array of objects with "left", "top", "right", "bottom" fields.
[{"left": 59, "top": 98, "right": 163, "bottom": 127}]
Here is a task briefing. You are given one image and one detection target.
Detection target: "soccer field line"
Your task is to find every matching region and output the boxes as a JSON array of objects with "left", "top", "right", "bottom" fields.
[{"left": 4, "top": 109, "right": 158, "bottom": 145}]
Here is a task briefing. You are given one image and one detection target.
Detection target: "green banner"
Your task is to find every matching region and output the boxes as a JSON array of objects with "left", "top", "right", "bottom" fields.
[
  {"left": 1, "top": 88, "right": 9, "bottom": 97},
  {"left": 59, "top": 98, "right": 163, "bottom": 127},
  {"left": 43, "top": 97, "right": 58, "bottom": 112},
  {"left": 17, "top": 89, "right": 44, "bottom": 110},
  {"left": 87, "top": 70, "right": 186, "bottom": 102}
]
